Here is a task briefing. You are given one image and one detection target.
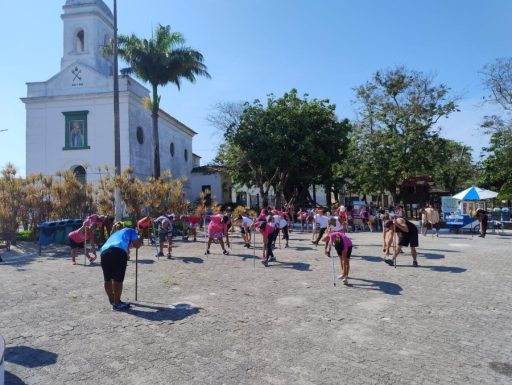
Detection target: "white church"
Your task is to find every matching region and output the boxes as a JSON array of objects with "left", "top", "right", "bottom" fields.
[{"left": 22, "top": 0, "right": 212, "bottom": 201}]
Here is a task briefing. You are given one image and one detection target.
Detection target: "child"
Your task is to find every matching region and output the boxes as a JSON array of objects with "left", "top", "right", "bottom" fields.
[{"left": 324, "top": 230, "right": 353, "bottom": 285}]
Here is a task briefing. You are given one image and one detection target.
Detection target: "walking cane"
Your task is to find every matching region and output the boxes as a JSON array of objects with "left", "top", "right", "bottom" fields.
[
  {"left": 393, "top": 223, "right": 397, "bottom": 269},
  {"left": 329, "top": 240, "right": 336, "bottom": 287},
  {"left": 135, "top": 247, "right": 138, "bottom": 301},
  {"left": 84, "top": 226, "right": 87, "bottom": 266},
  {"left": 278, "top": 224, "right": 281, "bottom": 249},
  {"left": 253, "top": 228, "right": 256, "bottom": 269},
  {"left": 152, "top": 220, "right": 159, "bottom": 260}
]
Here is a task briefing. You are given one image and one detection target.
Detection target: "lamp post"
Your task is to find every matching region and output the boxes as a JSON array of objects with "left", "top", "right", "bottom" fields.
[{"left": 113, "top": 0, "right": 122, "bottom": 221}]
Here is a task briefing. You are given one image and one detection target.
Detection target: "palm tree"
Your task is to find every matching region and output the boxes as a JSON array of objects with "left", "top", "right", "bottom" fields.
[{"left": 117, "top": 24, "right": 210, "bottom": 178}]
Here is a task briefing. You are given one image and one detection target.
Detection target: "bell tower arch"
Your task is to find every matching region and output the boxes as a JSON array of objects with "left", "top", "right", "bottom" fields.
[{"left": 60, "top": 0, "right": 114, "bottom": 76}]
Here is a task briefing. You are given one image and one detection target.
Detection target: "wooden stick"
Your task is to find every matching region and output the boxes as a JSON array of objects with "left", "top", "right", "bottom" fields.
[{"left": 135, "top": 247, "right": 138, "bottom": 301}]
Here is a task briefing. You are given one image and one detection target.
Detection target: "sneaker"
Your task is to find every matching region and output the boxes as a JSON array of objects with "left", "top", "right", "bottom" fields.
[
  {"left": 110, "top": 300, "right": 131, "bottom": 308},
  {"left": 268, "top": 256, "right": 276, "bottom": 262},
  {"left": 337, "top": 274, "right": 345, "bottom": 280},
  {"left": 343, "top": 278, "right": 349, "bottom": 285},
  {"left": 384, "top": 259, "right": 394, "bottom": 266},
  {"left": 89, "top": 255, "right": 97, "bottom": 263},
  {"left": 112, "top": 302, "right": 130, "bottom": 311},
  {"left": 284, "top": 244, "right": 289, "bottom": 248},
  {"left": 261, "top": 260, "right": 268, "bottom": 267},
  {"left": 223, "top": 250, "right": 229, "bottom": 255},
  {"left": 204, "top": 249, "right": 210, "bottom": 255},
  {"left": 157, "top": 251, "right": 164, "bottom": 257},
  {"left": 167, "top": 253, "right": 172, "bottom": 259},
  {"left": 412, "top": 260, "right": 418, "bottom": 267},
  {"left": 72, "top": 260, "right": 77, "bottom": 265}
]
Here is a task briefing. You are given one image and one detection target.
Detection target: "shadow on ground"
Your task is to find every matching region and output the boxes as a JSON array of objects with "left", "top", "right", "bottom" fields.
[
  {"left": 6, "top": 346, "right": 58, "bottom": 368},
  {"left": 131, "top": 258, "right": 155, "bottom": 264},
  {"left": 394, "top": 264, "right": 466, "bottom": 273},
  {"left": 4, "top": 371, "right": 27, "bottom": 385},
  {"left": 358, "top": 255, "right": 383, "bottom": 263},
  {"left": 125, "top": 302, "right": 201, "bottom": 322},
  {"left": 173, "top": 256, "right": 204, "bottom": 264},
  {"left": 347, "top": 277, "right": 402, "bottom": 295},
  {"left": 420, "top": 253, "right": 445, "bottom": 260},
  {"left": 270, "top": 260, "right": 310, "bottom": 271}
]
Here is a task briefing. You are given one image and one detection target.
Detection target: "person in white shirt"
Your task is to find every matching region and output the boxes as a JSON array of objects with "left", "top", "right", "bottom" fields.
[{"left": 313, "top": 209, "right": 329, "bottom": 245}]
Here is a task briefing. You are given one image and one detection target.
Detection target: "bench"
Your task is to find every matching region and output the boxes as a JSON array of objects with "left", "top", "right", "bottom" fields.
[{"left": 0, "top": 232, "right": 14, "bottom": 251}]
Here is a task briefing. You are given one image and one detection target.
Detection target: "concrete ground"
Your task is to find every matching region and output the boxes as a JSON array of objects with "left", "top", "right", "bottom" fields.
[{"left": 1, "top": 226, "right": 511, "bottom": 385}]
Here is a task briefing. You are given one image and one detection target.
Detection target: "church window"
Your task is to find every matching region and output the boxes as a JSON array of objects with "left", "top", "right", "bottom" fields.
[
  {"left": 63, "top": 111, "right": 90, "bottom": 150},
  {"left": 136, "top": 126, "right": 144, "bottom": 144},
  {"left": 72, "top": 165, "right": 87, "bottom": 185},
  {"left": 184, "top": 149, "right": 189, "bottom": 161},
  {"left": 170, "top": 142, "right": 175, "bottom": 157},
  {"left": 76, "top": 29, "right": 85, "bottom": 52}
]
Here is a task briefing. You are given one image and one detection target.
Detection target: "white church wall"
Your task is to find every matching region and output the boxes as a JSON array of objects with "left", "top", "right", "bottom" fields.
[{"left": 189, "top": 173, "right": 223, "bottom": 204}]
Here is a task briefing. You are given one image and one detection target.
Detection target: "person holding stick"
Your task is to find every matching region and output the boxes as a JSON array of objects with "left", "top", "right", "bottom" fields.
[
  {"left": 382, "top": 214, "right": 394, "bottom": 264},
  {"left": 252, "top": 219, "right": 277, "bottom": 267},
  {"left": 388, "top": 217, "right": 419, "bottom": 267},
  {"left": 155, "top": 214, "right": 174, "bottom": 259},
  {"left": 323, "top": 230, "right": 353, "bottom": 285},
  {"left": 205, "top": 214, "right": 230, "bottom": 255},
  {"left": 137, "top": 216, "right": 153, "bottom": 245},
  {"left": 235, "top": 214, "right": 254, "bottom": 248},
  {"left": 99, "top": 227, "right": 141, "bottom": 311},
  {"left": 68, "top": 222, "right": 97, "bottom": 265}
]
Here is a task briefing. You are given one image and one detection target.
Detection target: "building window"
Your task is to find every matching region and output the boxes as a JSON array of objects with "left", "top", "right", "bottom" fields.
[
  {"left": 62, "top": 111, "right": 90, "bottom": 150},
  {"left": 136, "top": 126, "right": 144, "bottom": 144},
  {"left": 236, "top": 192, "right": 247, "bottom": 206},
  {"left": 76, "top": 29, "right": 85, "bottom": 52},
  {"left": 170, "top": 142, "right": 175, "bottom": 157},
  {"left": 72, "top": 165, "right": 87, "bottom": 185},
  {"left": 184, "top": 149, "right": 188, "bottom": 161}
]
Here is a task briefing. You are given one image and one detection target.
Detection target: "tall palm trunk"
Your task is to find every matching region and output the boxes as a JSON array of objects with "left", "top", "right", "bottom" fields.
[{"left": 152, "top": 84, "right": 161, "bottom": 179}]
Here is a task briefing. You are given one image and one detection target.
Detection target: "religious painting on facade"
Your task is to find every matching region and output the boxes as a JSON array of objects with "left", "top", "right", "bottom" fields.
[
  {"left": 69, "top": 120, "right": 85, "bottom": 148},
  {"left": 62, "top": 110, "right": 89, "bottom": 150}
]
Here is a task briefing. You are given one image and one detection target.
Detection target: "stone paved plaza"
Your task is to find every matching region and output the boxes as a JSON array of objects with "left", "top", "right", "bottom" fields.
[{"left": 1, "top": 227, "right": 512, "bottom": 385}]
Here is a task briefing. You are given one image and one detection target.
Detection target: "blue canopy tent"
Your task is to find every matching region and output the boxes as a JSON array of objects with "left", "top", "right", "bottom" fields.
[
  {"left": 452, "top": 186, "right": 498, "bottom": 201},
  {"left": 447, "top": 186, "right": 498, "bottom": 233}
]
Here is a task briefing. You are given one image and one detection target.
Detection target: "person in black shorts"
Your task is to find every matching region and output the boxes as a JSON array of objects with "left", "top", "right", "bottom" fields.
[
  {"left": 99, "top": 227, "right": 142, "bottom": 311},
  {"left": 389, "top": 217, "right": 419, "bottom": 267}
]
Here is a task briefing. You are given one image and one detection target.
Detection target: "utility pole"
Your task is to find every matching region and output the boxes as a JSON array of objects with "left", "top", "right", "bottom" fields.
[{"left": 113, "top": 0, "right": 122, "bottom": 221}]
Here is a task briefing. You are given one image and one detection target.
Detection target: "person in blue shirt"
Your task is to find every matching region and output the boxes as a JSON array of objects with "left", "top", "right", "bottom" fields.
[{"left": 99, "top": 227, "right": 141, "bottom": 311}]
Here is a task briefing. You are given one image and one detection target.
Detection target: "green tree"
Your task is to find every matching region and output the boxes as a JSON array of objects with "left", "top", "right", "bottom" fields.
[
  {"left": 479, "top": 116, "right": 512, "bottom": 199},
  {"left": 115, "top": 24, "right": 210, "bottom": 178},
  {"left": 352, "top": 66, "right": 458, "bottom": 202},
  {"left": 216, "top": 90, "right": 350, "bottom": 207}
]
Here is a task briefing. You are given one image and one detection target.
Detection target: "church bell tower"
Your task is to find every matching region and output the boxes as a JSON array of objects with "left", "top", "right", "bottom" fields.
[{"left": 60, "top": 0, "right": 114, "bottom": 76}]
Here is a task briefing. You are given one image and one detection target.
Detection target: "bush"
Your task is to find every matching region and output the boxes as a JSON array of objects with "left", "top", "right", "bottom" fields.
[{"left": 17, "top": 229, "right": 35, "bottom": 242}]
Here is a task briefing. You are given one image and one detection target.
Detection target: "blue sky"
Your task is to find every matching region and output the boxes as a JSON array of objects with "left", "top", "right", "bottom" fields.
[{"left": 1, "top": 0, "right": 511, "bottom": 176}]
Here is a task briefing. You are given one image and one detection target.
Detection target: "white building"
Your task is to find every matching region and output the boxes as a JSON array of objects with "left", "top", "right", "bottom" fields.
[{"left": 22, "top": 0, "right": 195, "bottom": 186}]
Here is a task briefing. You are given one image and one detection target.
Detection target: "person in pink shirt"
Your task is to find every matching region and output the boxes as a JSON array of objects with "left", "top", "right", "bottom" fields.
[
  {"left": 205, "top": 214, "right": 230, "bottom": 255},
  {"left": 323, "top": 230, "right": 353, "bottom": 285},
  {"left": 252, "top": 219, "right": 277, "bottom": 267},
  {"left": 68, "top": 222, "right": 97, "bottom": 265}
]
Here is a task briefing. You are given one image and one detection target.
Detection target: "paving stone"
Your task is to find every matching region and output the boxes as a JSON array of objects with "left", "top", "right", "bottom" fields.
[{"left": 1, "top": 228, "right": 511, "bottom": 384}]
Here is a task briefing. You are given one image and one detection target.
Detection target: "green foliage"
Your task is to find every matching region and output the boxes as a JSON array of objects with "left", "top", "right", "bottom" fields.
[
  {"left": 216, "top": 89, "right": 351, "bottom": 206},
  {"left": 349, "top": 66, "right": 459, "bottom": 202},
  {"left": 479, "top": 116, "right": 512, "bottom": 199},
  {"left": 114, "top": 24, "right": 210, "bottom": 178}
]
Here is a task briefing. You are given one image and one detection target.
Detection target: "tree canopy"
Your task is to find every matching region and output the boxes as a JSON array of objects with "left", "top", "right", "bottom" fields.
[{"left": 215, "top": 89, "right": 351, "bottom": 207}]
